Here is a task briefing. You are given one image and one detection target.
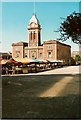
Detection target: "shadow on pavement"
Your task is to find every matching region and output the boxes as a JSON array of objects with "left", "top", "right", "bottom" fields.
[{"left": 2, "top": 74, "right": 81, "bottom": 119}]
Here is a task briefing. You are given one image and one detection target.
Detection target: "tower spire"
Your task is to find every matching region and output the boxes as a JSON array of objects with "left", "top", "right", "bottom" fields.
[{"left": 34, "top": 0, "right": 36, "bottom": 15}]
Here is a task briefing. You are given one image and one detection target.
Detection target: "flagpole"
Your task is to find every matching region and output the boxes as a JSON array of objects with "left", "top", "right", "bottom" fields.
[{"left": 34, "top": 0, "right": 36, "bottom": 15}]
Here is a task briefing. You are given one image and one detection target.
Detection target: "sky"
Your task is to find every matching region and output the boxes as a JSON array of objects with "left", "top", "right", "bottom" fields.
[{"left": 0, "top": 1, "right": 80, "bottom": 53}]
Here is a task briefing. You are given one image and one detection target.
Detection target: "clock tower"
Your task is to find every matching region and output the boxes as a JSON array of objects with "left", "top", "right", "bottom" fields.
[{"left": 28, "top": 14, "right": 41, "bottom": 47}]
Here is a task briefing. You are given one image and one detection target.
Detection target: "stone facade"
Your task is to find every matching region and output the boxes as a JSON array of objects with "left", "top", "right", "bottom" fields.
[
  {"left": 12, "top": 42, "right": 28, "bottom": 58},
  {"left": 12, "top": 14, "right": 71, "bottom": 64}
]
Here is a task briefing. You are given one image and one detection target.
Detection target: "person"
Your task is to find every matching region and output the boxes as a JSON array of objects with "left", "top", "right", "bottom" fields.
[
  {"left": 12, "top": 66, "right": 15, "bottom": 74},
  {"left": 5, "top": 67, "right": 8, "bottom": 74}
]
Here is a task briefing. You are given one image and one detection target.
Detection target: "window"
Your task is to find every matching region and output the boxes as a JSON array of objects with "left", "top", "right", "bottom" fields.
[
  {"left": 48, "top": 46, "right": 52, "bottom": 49},
  {"left": 32, "top": 53, "right": 35, "bottom": 58},
  {"left": 40, "top": 53, "right": 42, "bottom": 58},
  {"left": 16, "top": 51, "right": 20, "bottom": 58},
  {"left": 48, "top": 51, "right": 52, "bottom": 58},
  {"left": 34, "top": 31, "right": 35, "bottom": 40},
  {"left": 24, "top": 53, "right": 27, "bottom": 58},
  {"left": 16, "top": 51, "right": 20, "bottom": 53},
  {"left": 30, "top": 32, "right": 32, "bottom": 40},
  {"left": 16, "top": 53, "right": 19, "bottom": 58}
]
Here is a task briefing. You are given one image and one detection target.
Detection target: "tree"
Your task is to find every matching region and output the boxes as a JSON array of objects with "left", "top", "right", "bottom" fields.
[
  {"left": 58, "top": 12, "right": 81, "bottom": 44},
  {"left": 75, "top": 55, "right": 81, "bottom": 61}
]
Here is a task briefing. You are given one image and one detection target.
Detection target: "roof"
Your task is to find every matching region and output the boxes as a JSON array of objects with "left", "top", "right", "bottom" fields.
[
  {"left": 0, "top": 59, "right": 9, "bottom": 65},
  {"left": 43, "top": 40, "right": 56, "bottom": 44},
  {"left": 0, "top": 52, "right": 12, "bottom": 57},
  {"left": 29, "top": 14, "right": 40, "bottom": 25},
  {"left": 43, "top": 40, "right": 71, "bottom": 47},
  {"left": 12, "top": 42, "right": 28, "bottom": 46}
]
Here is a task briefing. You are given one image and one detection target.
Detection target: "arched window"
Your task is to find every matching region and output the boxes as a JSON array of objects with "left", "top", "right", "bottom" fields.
[
  {"left": 30, "top": 32, "right": 32, "bottom": 40},
  {"left": 34, "top": 31, "right": 35, "bottom": 40}
]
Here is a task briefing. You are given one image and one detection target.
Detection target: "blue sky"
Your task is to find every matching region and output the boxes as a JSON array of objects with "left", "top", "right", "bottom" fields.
[{"left": 0, "top": 2, "right": 80, "bottom": 52}]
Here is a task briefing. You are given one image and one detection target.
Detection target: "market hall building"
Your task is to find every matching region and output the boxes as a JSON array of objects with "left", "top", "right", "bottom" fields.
[{"left": 12, "top": 14, "right": 71, "bottom": 64}]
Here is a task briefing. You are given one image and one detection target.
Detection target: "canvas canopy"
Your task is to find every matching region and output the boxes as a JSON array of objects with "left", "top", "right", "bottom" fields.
[
  {"left": 32, "top": 58, "right": 45, "bottom": 63},
  {"left": 47, "top": 59, "right": 63, "bottom": 63},
  {"left": 14, "top": 58, "right": 30, "bottom": 64},
  {"left": 0, "top": 59, "right": 9, "bottom": 65}
]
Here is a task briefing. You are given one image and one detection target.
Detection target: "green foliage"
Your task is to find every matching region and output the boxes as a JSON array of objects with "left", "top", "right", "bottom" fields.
[
  {"left": 75, "top": 55, "right": 81, "bottom": 61},
  {"left": 58, "top": 12, "right": 81, "bottom": 44}
]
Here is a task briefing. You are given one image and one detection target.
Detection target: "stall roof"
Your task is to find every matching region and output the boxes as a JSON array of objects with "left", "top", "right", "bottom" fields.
[
  {"left": 47, "top": 59, "right": 63, "bottom": 63},
  {"left": 0, "top": 59, "right": 9, "bottom": 65},
  {"left": 14, "top": 58, "right": 30, "bottom": 64}
]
